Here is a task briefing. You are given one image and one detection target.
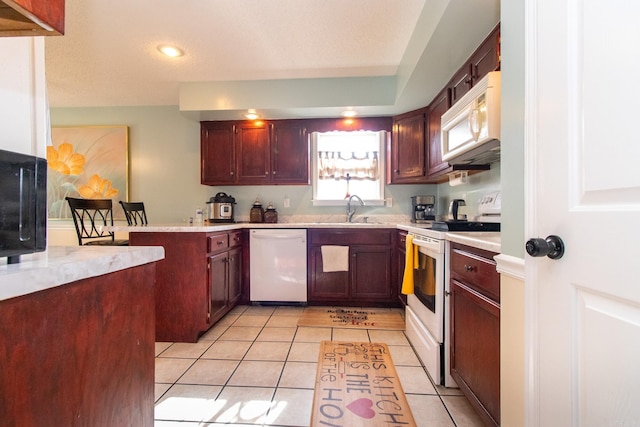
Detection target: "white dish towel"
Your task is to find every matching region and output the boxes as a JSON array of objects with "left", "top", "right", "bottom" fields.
[{"left": 321, "top": 245, "right": 349, "bottom": 272}]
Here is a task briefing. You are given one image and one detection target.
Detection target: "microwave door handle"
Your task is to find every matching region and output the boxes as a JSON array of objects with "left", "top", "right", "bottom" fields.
[{"left": 468, "top": 102, "right": 481, "bottom": 141}]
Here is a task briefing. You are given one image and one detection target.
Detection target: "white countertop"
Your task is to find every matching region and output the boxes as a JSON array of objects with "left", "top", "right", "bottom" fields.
[
  {"left": 445, "top": 232, "right": 501, "bottom": 253},
  {"left": 0, "top": 246, "right": 165, "bottom": 302},
  {"left": 111, "top": 221, "right": 501, "bottom": 252}
]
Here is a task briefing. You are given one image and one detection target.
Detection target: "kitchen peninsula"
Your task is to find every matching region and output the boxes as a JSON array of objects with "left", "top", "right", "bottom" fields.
[{"left": 0, "top": 246, "right": 164, "bottom": 426}]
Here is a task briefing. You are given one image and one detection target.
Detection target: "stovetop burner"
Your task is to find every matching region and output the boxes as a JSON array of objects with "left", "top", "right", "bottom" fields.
[{"left": 431, "top": 221, "right": 501, "bottom": 232}]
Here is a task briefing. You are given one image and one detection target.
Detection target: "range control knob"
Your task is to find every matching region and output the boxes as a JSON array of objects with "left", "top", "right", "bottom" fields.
[{"left": 525, "top": 235, "right": 565, "bottom": 260}]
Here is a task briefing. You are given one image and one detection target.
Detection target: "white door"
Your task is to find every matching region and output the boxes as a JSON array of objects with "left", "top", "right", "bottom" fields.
[{"left": 526, "top": 1, "right": 640, "bottom": 425}]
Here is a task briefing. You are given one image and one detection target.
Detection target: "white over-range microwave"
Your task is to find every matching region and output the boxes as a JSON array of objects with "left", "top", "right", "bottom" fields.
[{"left": 441, "top": 71, "right": 501, "bottom": 165}]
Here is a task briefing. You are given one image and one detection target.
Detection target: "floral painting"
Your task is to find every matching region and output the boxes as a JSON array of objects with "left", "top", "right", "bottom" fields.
[{"left": 47, "top": 126, "right": 128, "bottom": 219}]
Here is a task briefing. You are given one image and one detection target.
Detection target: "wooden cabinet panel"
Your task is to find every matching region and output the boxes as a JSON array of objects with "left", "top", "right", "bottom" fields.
[
  {"left": 308, "top": 245, "right": 350, "bottom": 300},
  {"left": 449, "top": 242, "right": 500, "bottom": 426},
  {"left": 351, "top": 245, "right": 393, "bottom": 300},
  {"left": 130, "top": 231, "right": 242, "bottom": 342},
  {"left": 308, "top": 229, "right": 397, "bottom": 306},
  {"left": 388, "top": 110, "right": 426, "bottom": 183},
  {"left": 201, "top": 119, "right": 309, "bottom": 186},
  {"left": 397, "top": 230, "right": 407, "bottom": 305},
  {"left": 228, "top": 246, "right": 242, "bottom": 306},
  {"left": 0, "top": 0, "right": 65, "bottom": 36},
  {"left": 470, "top": 25, "right": 501, "bottom": 85},
  {"left": 451, "top": 280, "right": 500, "bottom": 426},
  {"left": 201, "top": 122, "right": 236, "bottom": 185},
  {"left": 208, "top": 251, "right": 229, "bottom": 324},
  {"left": 271, "top": 121, "right": 309, "bottom": 184},
  {"left": 236, "top": 122, "right": 271, "bottom": 183},
  {"left": 450, "top": 244, "right": 500, "bottom": 302},
  {"left": 426, "top": 88, "right": 451, "bottom": 177},
  {"left": 449, "top": 65, "right": 472, "bottom": 106},
  {"left": 0, "top": 264, "right": 155, "bottom": 426},
  {"left": 309, "top": 228, "right": 392, "bottom": 246}
]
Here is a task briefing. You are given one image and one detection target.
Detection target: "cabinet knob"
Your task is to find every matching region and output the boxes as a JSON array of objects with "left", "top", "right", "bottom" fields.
[
  {"left": 230, "top": 171, "right": 234, "bottom": 176},
  {"left": 265, "top": 171, "right": 269, "bottom": 175},
  {"left": 464, "top": 264, "right": 475, "bottom": 272}
]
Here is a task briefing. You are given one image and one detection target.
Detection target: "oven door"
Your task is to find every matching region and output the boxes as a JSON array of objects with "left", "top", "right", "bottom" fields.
[{"left": 407, "top": 237, "right": 445, "bottom": 343}]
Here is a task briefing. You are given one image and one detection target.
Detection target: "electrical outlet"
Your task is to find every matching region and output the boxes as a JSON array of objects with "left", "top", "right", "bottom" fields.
[
  {"left": 386, "top": 197, "right": 393, "bottom": 207},
  {"left": 283, "top": 197, "right": 290, "bottom": 208}
]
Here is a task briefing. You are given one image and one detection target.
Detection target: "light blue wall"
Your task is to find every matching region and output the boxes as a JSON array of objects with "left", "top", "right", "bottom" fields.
[
  {"left": 500, "top": 0, "right": 525, "bottom": 258},
  {"left": 50, "top": 106, "right": 442, "bottom": 223}
]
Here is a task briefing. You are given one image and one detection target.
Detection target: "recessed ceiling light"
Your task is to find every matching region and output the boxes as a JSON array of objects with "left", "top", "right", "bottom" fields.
[
  {"left": 244, "top": 109, "right": 260, "bottom": 120},
  {"left": 158, "top": 45, "right": 184, "bottom": 57},
  {"left": 341, "top": 109, "right": 357, "bottom": 118}
]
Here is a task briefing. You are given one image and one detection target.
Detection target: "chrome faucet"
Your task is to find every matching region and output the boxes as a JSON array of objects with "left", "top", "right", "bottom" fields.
[{"left": 346, "top": 195, "right": 365, "bottom": 222}]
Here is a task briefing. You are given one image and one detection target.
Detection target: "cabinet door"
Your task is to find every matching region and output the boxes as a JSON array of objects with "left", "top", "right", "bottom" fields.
[
  {"left": 450, "top": 280, "right": 500, "bottom": 426},
  {"left": 208, "top": 251, "right": 228, "bottom": 325},
  {"left": 388, "top": 111, "right": 426, "bottom": 183},
  {"left": 271, "top": 121, "right": 309, "bottom": 184},
  {"left": 449, "top": 65, "right": 472, "bottom": 106},
  {"left": 397, "top": 231, "right": 407, "bottom": 305},
  {"left": 351, "top": 246, "right": 393, "bottom": 301},
  {"left": 426, "top": 88, "right": 451, "bottom": 178},
  {"left": 201, "top": 122, "right": 236, "bottom": 185},
  {"left": 236, "top": 122, "right": 271, "bottom": 184},
  {"left": 308, "top": 246, "right": 350, "bottom": 301},
  {"left": 470, "top": 25, "right": 500, "bottom": 86},
  {"left": 227, "top": 246, "right": 242, "bottom": 306}
]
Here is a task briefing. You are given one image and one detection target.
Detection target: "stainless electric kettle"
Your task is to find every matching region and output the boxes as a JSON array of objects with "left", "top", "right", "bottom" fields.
[{"left": 448, "top": 199, "right": 466, "bottom": 221}]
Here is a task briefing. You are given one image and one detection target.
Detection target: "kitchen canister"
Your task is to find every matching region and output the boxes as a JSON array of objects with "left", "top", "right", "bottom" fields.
[
  {"left": 250, "top": 198, "right": 265, "bottom": 223},
  {"left": 263, "top": 202, "right": 278, "bottom": 223}
]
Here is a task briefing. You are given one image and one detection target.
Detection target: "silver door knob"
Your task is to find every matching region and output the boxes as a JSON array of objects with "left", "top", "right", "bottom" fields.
[{"left": 526, "top": 235, "right": 565, "bottom": 260}]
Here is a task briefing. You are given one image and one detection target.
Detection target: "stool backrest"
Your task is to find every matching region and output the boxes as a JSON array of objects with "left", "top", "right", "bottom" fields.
[
  {"left": 119, "top": 201, "right": 148, "bottom": 226},
  {"left": 66, "top": 197, "right": 119, "bottom": 245}
]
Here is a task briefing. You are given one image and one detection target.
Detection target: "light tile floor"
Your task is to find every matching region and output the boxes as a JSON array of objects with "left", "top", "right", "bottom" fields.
[{"left": 154, "top": 305, "right": 485, "bottom": 426}]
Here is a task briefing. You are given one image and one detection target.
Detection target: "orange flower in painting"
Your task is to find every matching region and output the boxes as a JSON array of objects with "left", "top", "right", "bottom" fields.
[
  {"left": 47, "top": 142, "right": 86, "bottom": 175},
  {"left": 77, "top": 174, "right": 119, "bottom": 199}
]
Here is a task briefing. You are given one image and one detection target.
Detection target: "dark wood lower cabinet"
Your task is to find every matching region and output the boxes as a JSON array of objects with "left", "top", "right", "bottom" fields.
[
  {"left": 130, "top": 230, "right": 243, "bottom": 342},
  {"left": 450, "top": 242, "right": 500, "bottom": 426},
  {"left": 307, "top": 228, "right": 398, "bottom": 306},
  {"left": 0, "top": 264, "right": 156, "bottom": 426}
]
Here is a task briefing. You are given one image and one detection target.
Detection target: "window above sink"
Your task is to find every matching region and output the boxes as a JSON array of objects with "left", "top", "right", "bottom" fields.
[{"left": 311, "top": 130, "right": 386, "bottom": 207}]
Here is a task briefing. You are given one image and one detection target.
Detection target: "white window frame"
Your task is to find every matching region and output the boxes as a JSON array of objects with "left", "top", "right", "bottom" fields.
[{"left": 311, "top": 130, "right": 386, "bottom": 207}]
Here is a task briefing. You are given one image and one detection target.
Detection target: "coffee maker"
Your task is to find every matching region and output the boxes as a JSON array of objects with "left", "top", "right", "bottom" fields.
[{"left": 411, "top": 195, "right": 436, "bottom": 223}]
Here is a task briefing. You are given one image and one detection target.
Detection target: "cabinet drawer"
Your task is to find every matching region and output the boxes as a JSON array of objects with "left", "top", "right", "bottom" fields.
[
  {"left": 208, "top": 233, "right": 229, "bottom": 253},
  {"left": 309, "top": 229, "right": 392, "bottom": 245},
  {"left": 450, "top": 243, "right": 499, "bottom": 303},
  {"left": 229, "top": 231, "right": 243, "bottom": 248}
]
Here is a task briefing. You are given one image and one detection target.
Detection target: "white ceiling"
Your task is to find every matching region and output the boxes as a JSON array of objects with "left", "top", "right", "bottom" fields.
[{"left": 44, "top": 0, "right": 500, "bottom": 120}]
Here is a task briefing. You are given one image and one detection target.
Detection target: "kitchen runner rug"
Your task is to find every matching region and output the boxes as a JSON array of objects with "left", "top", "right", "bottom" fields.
[
  {"left": 310, "top": 341, "right": 417, "bottom": 427},
  {"left": 297, "top": 307, "right": 405, "bottom": 330}
]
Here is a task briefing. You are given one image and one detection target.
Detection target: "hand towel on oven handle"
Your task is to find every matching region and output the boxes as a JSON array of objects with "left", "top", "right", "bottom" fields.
[
  {"left": 320, "top": 245, "right": 349, "bottom": 272},
  {"left": 401, "top": 235, "right": 420, "bottom": 295}
]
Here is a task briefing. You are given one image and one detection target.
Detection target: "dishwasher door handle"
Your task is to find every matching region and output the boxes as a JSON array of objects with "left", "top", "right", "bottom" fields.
[{"left": 251, "top": 233, "right": 306, "bottom": 241}]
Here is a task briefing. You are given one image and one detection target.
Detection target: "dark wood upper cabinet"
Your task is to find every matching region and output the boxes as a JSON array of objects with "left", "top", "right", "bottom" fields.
[
  {"left": 236, "top": 122, "right": 271, "bottom": 184},
  {"left": 387, "top": 23, "right": 499, "bottom": 184},
  {"left": 270, "top": 121, "right": 309, "bottom": 184},
  {"left": 469, "top": 25, "right": 501, "bottom": 86},
  {"left": 0, "top": 0, "right": 64, "bottom": 36},
  {"left": 201, "top": 119, "right": 309, "bottom": 186},
  {"left": 387, "top": 109, "right": 427, "bottom": 184},
  {"left": 426, "top": 88, "right": 451, "bottom": 177},
  {"left": 201, "top": 122, "right": 236, "bottom": 185}
]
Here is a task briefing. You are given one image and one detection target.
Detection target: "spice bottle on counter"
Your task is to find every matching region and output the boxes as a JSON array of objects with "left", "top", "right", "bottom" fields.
[
  {"left": 264, "top": 202, "right": 278, "bottom": 223},
  {"left": 250, "top": 198, "right": 265, "bottom": 223}
]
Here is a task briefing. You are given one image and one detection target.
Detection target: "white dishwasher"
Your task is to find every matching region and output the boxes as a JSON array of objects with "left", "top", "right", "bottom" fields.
[{"left": 249, "top": 229, "right": 307, "bottom": 303}]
